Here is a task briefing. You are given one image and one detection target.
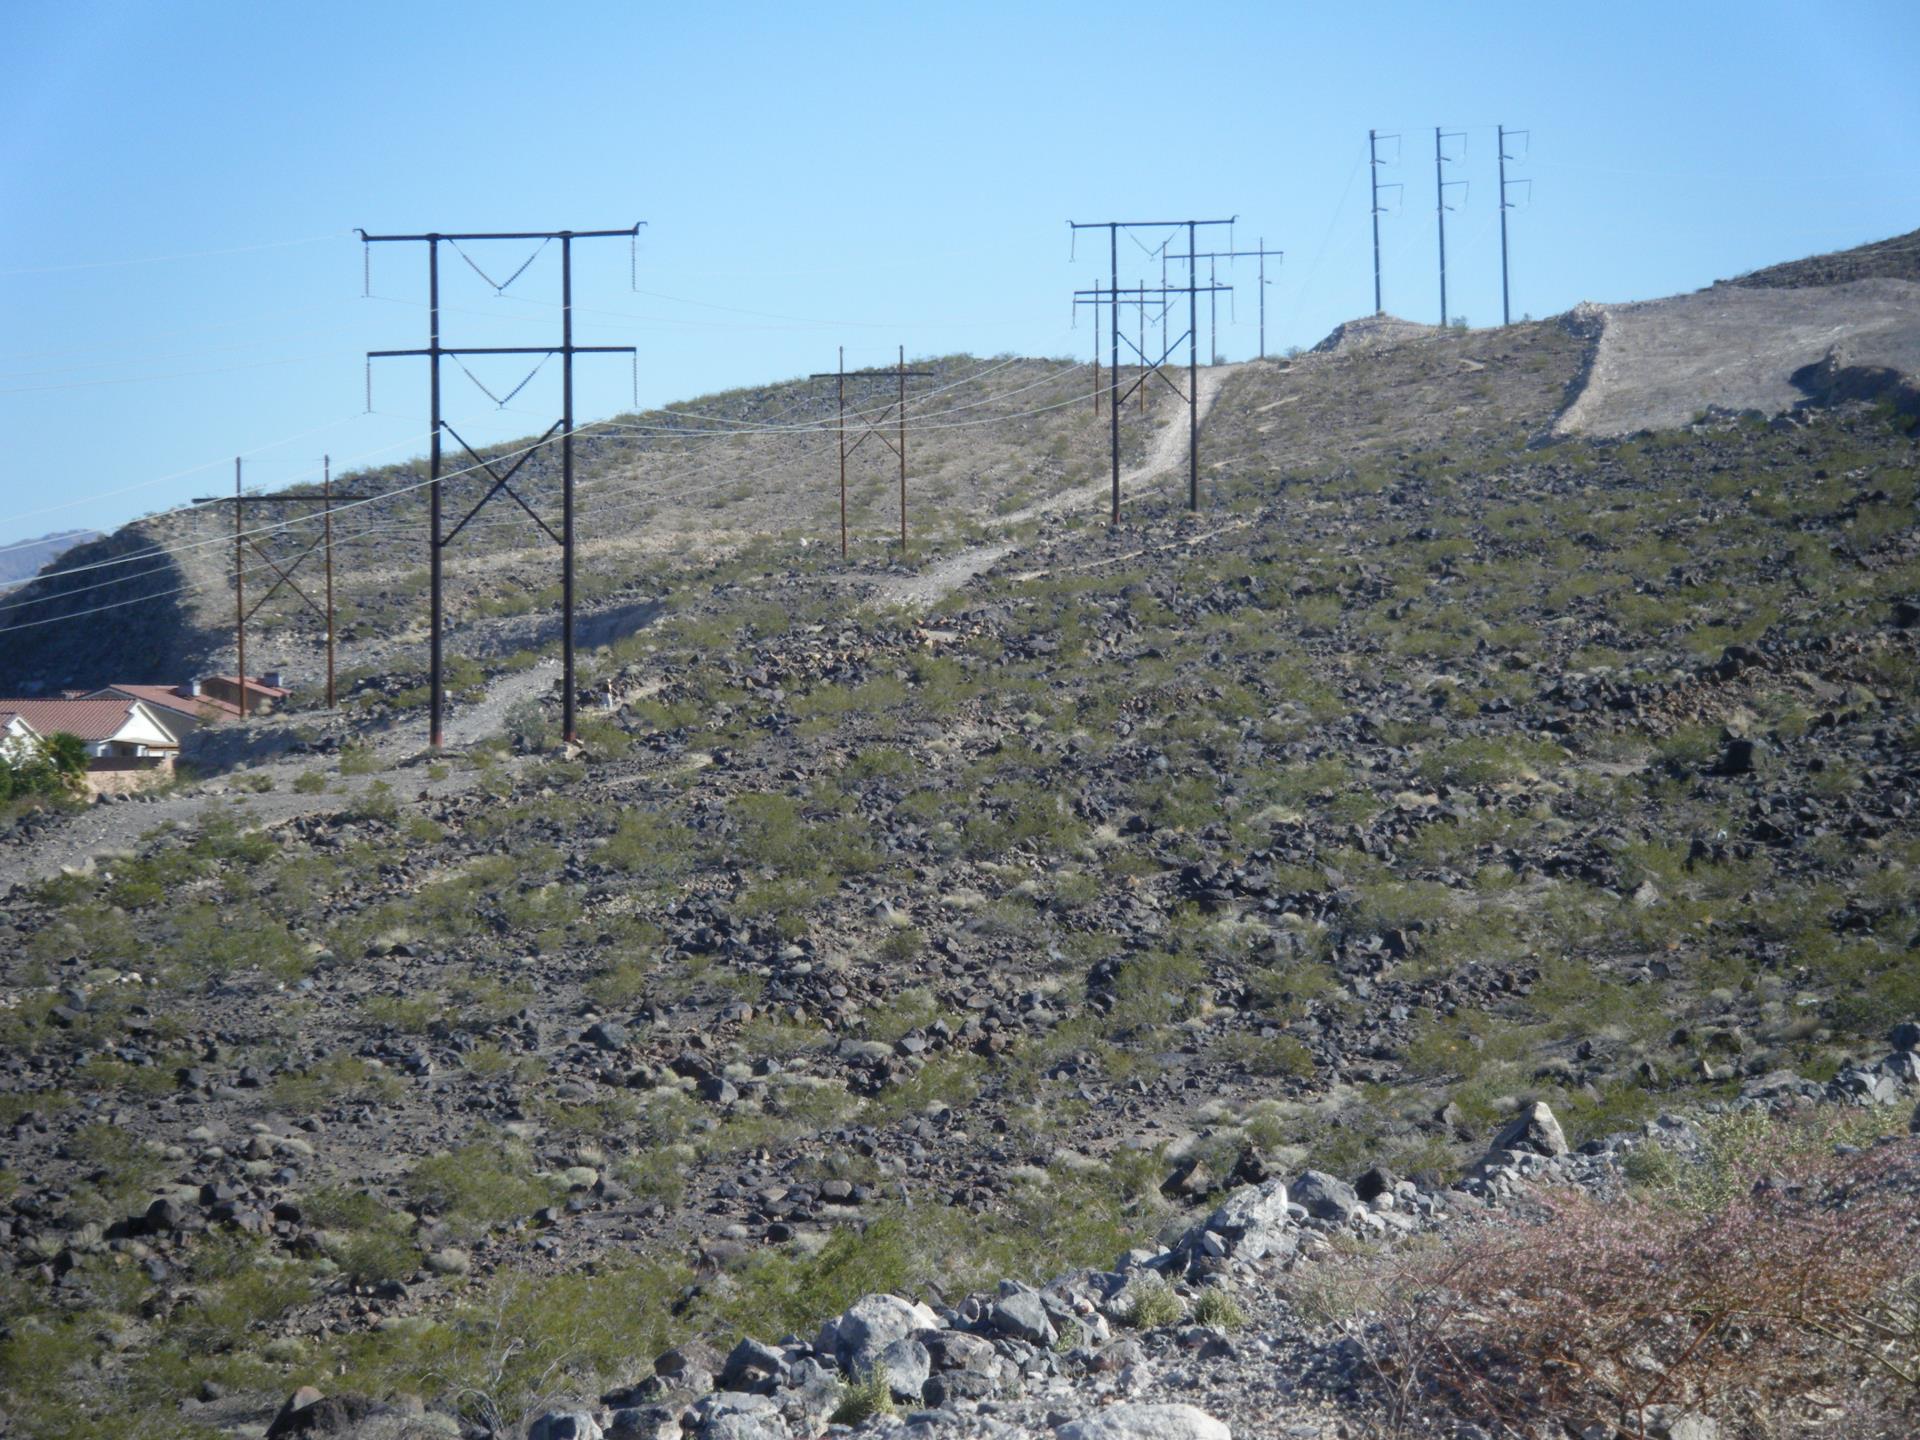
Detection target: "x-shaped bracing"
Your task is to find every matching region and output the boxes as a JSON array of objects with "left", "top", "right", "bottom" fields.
[
  {"left": 241, "top": 531, "right": 328, "bottom": 626},
  {"left": 440, "top": 420, "right": 566, "bottom": 547}
]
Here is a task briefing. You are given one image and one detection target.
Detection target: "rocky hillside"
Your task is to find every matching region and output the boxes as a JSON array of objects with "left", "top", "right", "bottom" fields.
[
  {"left": 0, "top": 357, "right": 1114, "bottom": 696},
  {"left": 0, "top": 530, "right": 98, "bottom": 591},
  {"left": 1726, "top": 226, "right": 1920, "bottom": 289},
  {"left": 0, "top": 233, "right": 1916, "bottom": 1440}
]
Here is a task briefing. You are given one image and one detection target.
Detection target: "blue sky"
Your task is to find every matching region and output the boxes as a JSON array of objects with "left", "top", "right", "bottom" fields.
[{"left": 3, "top": 0, "right": 1916, "bottom": 539}]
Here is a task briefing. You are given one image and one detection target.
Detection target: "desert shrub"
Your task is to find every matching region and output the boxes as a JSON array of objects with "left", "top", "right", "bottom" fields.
[
  {"left": 1116, "top": 1273, "right": 1185, "bottom": 1328},
  {"left": 1214, "top": 1030, "right": 1316, "bottom": 1078},
  {"left": 1192, "top": 1286, "right": 1246, "bottom": 1330},
  {"left": 339, "top": 743, "right": 381, "bottom": 776},
  {"left": 1403, "top": 1127, "right": 1920, "bottom": 1437},
  {"left": 830, "top": 1369, "right": 896, "bottom": 1425},
  {"left": 405, "top": 1139, "right": 561, "bottom": 1237}
]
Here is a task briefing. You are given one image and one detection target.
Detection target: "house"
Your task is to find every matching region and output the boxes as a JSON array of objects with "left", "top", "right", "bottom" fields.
[
  {"left": 195, "top": 672, "right": 291, "bottom": 718},
  {"left": 0, "top": 713, "right": 38, "bottom": 766},
  {"left": 88, "top": 673, "right": 291, "bottom": 729},
  {"left": 0, "top": 697, "right": 183, "bottom": 795}
]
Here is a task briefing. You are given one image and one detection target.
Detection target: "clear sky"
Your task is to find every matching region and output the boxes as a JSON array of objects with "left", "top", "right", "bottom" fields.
[{"left": 3, "top": 0, "right": 1916, "bottom": 540}]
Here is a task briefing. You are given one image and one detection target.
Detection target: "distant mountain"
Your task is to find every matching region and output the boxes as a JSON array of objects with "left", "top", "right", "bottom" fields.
[{"left": 0, "top": 529, "right": 100, "bottom": 589}]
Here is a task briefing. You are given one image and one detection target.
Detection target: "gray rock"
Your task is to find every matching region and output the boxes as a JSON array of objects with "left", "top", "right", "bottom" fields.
[
  {"left": 1880, "top": 1050, "right": 1920, "bottom": 1085},
  {"left": 1288, "top": 1170, "right": 1362, "bottom": 1224},
  {"left": 586, "top": 1021, "right": 629, "bottom": 1051},
  {"left": 875, "top": 1336, "right": 931, "bottom": 1401},
  {"left": 1836, "top": 1067, "right": 1899, "bottom": 1105},
  {"left": 1197, "top": 1178, "right": 1291, "bottom": 1256},
  {"left": 816, "top": 1292, "right": 940, "bottom": 1373},
  {"left": 606, "top": 1406, "right": 682, "bottom": 1440},
  {"left": 689, "top": 1391, "right": 786, "bottom": 1440},
  {"left": 925, "top": 1329, "right": 997, "bottom": 1374},
  {"left": 1489, "top": 1100, "right": 1568, "bottom": 1158},
  {"left": 698, "top": 1074, "right": 739, "bottom": 1105},
  {"left": 1641, "top": 1406, "right": 1719, "bottom": 1440},
  {"left": 988, "top": 1290, "right": 1055, "bottom": 1346},
  {"left": 1055, "top": 1402, "right": 1231, "bottom": 1440},
  {"left": 696, "top": 1414, "right": 788, "bottom": 1440},
  {"left": 720, "top": 1336, "right": 787, "bottom": 1390},
  {"left": 527, "top": 1412, "right": 604, "bottom": 1440},
  {"left": 1891, "top": 1020, "right": 1920, "bottom": 1052}
]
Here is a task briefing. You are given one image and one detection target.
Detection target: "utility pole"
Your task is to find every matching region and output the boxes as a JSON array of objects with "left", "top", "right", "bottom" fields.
[
  {"left": 1368, "top": 130, "right": 1400, "bottom": 316},
  {"left": 1497, "top": 124, "right": 1530, "bottom": 326},
  {"left": 1435, "top": 127, "right": 1467, "bottom": 327},
  {"left": 809, "top": 348, "right": 932, "bottom": 557},
  {"left": 233, "top": 460, "right": 244, "bottom": 722},
  {"left": 195, "top": 461, "right": 369, "bottom": 714},
  {"left": 360, "top": 224, "right": 641, "bottom": 747},
  {"left": 1069, "top": 217, "right": 1233, "bottom": 521},
  {"left": 1166, "top": 241, "right": 1284, "bottom": 359},
  {"left": 322, "top": 455, "right": 335, "bottom": 708},
  {"left": 1072, "top": 274, "right": 1231, "bottom": 515}
]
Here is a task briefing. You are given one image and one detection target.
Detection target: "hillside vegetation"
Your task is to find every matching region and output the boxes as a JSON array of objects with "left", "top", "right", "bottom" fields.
[{"left": 0, "top": 237, "right": 1917, "bottom": 1440}]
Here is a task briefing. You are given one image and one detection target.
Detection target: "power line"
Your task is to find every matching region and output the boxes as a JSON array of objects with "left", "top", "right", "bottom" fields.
[
  {"left": 191, "top": 457, "right": 368, "bottom": 710},
  {"left": 1498, "top": 124, "right": 1532, "bottom": 327},
  {"left": 1165, "top": 241, "right": 1284, "bottom": 359},
  {"left": 1436, "top": 126, "right": 1469, "bottom": 327},
  {"left": 1369, "top": 130, "right": 1403, "bottom": 316},
  {"left": 0, "top": 231, "right": 347, "bottom": 279},
  {"left": 1070, "top": 217, "right": 1235, "bottom": 518},
  {"left": 360, "top": 223, "right": 642, "bottom": 748},
  {"left": 808, "top": 347, "right": 935, "bottom": 557}
]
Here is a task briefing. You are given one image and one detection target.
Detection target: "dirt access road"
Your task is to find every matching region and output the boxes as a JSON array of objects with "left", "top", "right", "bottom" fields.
[{"left": 870, "top": 364, "right": 1239, "bottom": 610}]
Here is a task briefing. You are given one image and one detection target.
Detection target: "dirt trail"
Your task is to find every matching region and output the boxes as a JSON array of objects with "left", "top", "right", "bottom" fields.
[{"left": 870, "top": 365, "right": 1238, "bottom": 610}]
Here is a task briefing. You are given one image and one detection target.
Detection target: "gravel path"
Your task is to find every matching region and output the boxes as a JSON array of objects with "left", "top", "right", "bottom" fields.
[
  {"left": 869, "top": 365, "right": 1238, "bottom": 610},
  {"left": 1556, "top": 277, "right": 1920, "bottom": 437}
]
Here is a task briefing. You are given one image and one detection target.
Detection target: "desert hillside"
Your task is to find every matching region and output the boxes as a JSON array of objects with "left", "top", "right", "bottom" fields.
[{"left": 0, "top": 230, "right": 1917, "bottom": 1440}]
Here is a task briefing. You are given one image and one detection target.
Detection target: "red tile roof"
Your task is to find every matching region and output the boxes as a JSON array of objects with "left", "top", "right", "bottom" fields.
[
  {"left": 94, "top": 684, "right": 242, "bottom": 719},
  {"left": 204, "top": 674, "right": 292, "bottom": 698},
  {"left": 0, "top": 697, "right": 164, "bottom": 742}
]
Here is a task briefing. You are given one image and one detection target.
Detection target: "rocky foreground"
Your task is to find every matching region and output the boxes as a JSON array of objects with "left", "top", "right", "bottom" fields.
[{"left": 250, "top": 1027, "right": 1920, "bottom": 1440}]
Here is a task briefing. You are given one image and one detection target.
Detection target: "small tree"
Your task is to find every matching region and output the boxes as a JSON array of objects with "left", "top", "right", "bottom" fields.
[
  {"left": 43, "top": 732, "right": 89, "bottom": 787},
  {"left": 0, "top": 729, "right": 88, "bottom": 802}
]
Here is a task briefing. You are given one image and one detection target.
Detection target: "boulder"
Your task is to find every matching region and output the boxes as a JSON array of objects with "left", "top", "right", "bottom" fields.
[
  {"left": 1489, "top": 1101, "right": 1568, "bottom": 1158},
  {"left": 988, "top": 1290, "right": 1055, "bottom": 1346},
  {"left": 606, "top": 1406, "right": 682, "bottom": 1440},
  {"left": 1198, "top": 1178, "right": 1291, "bottom": 1256},
  {"left": 1055, "top": 1402, "right": 1232, "bottom": 1440},
  {"left": 1289, "top": 1170, "right": 1363, "bottom": 1224},
  {"left": 527, "top": 1413, "right": 604, "bottom": 1440},
  {"left": 874, "top": 1336, "right": 931, "bottom": 1401},
  {"left": 265, "top": 1390, "right": 387, "bottom": 1438},
  {"left": 815, "top": 1292, "right": 939, "bottom": 1373},
  {"left": 720, "top": 1336, "right": 787, "bottom": 1390}
]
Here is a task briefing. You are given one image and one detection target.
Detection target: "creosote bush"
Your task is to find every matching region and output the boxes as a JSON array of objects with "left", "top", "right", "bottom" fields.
[
  {"left": 1395, "top": 1124, "right": 1920, "bottom": 1437},
  {"left": 1118, "top": 1273, "right": 1186, "bottom": 1329},
  {"left": 830, "top": 1369, "right": 897, "bottom": 1425}
]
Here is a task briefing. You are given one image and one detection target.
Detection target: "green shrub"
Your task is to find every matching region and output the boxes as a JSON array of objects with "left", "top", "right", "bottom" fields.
[
  {"left": 830, "top": 1369, "right": 897, "bottom": 1425},
  {"left": 1192, "top": 1286, "right": 1246, "bottom": 1330},
  {"left": 1117, "top": 1274, "right": 1185, "bottom": 1328}
]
